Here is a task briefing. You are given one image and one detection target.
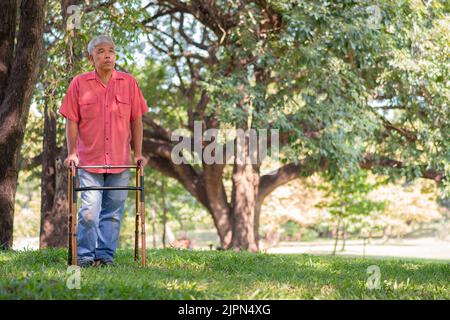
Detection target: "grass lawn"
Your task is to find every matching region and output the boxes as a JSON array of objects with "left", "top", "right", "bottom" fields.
[{"left": 0, "top": 248, "right": 448, "bottom": 299}]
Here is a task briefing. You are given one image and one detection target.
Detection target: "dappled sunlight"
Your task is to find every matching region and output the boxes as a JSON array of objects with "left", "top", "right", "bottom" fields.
[
  {"left": 0, "top": 249, "right": 448, "bottom": 299},
  {"left": 0, "top": 254, "right": 13, "bottom": 264}
]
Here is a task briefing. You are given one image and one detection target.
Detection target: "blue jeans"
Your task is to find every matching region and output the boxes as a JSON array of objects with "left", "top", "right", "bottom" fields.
[{"left": 77, "top": 168, "right": 130, "bottom": 263}]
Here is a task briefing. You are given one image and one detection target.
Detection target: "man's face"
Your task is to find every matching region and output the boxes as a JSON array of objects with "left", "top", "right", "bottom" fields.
[{"left": 89, "top": 43, "right": 115, "bottom": 72}]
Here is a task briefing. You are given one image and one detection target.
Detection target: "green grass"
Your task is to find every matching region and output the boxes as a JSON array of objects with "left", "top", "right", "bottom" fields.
[{"left": 0, "top": 248, "right": 448, "bottom": 299}]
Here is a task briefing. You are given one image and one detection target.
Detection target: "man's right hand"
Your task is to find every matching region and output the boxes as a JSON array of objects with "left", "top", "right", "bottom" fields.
[{"left": 64, "top": 154, "right": 79, "bottom": 168}]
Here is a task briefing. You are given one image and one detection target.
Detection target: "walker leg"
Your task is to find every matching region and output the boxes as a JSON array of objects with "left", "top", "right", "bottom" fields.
[
  {"left": 140, "top": 166, "right": 146, "bottom": 267},
  {"left": 72, "top": 166, "right": 78, "bottom": 266},
  {"left": 134, "top": 167, "right": 140, "bottom": 262},
  {"left": 67, "top": 166, "right": 72, "bottom": 266}
]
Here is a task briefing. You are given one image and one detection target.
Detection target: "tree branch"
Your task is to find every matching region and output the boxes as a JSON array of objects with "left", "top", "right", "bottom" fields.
[
  {"left": 258, "top": 153, "right": 445, "bottom": 206},
  {"left": 258, "top": 157, "right": 326, "bottom": 204},
  {"left": 360, "top": 154, "right": 445, "bottom": 182}
]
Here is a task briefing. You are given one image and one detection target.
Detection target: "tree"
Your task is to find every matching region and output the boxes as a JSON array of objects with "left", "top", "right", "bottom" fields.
[
  {"left": 368, "top": 178, "right": 445, "bottom": 240},
  {"left": 315, "top": 170, "right": 386, "bottom": 255},
  {"left": 138, "top": 0, "right": 448, "bottom": 251},
  {"left": 38, "top": 0, "right": 86, "bottom": 248},
  {"left": 0, "top": 0, "right": 45, "bottom": 249}
]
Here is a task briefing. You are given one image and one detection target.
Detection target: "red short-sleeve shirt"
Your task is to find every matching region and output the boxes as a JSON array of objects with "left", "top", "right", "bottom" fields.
[{"left": 59, "top": 69, "right": 148, "bottom": 174}]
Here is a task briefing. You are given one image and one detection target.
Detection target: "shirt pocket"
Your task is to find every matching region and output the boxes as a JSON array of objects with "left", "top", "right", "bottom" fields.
[
  {"left": 116, "top": 95, "right": 131, "bottom": 120},
  {"left": 78, "top": 95, "right": 98, "bottom": 120}
]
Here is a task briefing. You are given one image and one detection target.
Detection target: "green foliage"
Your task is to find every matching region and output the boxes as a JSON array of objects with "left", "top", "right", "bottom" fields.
[
  {"left": 281, "top": 220, "right": 300, "bottom": 239},
  {"left": 199, "top": 0, "right": 449, "bottom": 189},
  {"left": 316, "top": 170, "right": 387, "bottom": 219},
  {"left": 24, "top": 0, "right": 448, "bottom": 187},
  {"left": 367, "top": 0, "right": 450, "bottom": 190},
  {"left": 280, "top": 220, "right": 319, "bottom": 241}
]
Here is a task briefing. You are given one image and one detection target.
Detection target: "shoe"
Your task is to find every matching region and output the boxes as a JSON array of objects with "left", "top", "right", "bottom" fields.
[
  {"left": 77, "top": 259, "right": 94, "bottom": 268},
  {"left": 93, "top": 259, "right": 114, "bottom": 268}
]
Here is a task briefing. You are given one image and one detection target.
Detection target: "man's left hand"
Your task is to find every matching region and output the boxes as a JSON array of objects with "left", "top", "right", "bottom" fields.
[{"left": 134, "top": 154, "right": 148, "bottom": 167}]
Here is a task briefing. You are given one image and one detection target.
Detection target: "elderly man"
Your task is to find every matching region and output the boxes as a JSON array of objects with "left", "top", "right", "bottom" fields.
[{"left": 59, "top": 35, "right": 148, "bottom": 267}]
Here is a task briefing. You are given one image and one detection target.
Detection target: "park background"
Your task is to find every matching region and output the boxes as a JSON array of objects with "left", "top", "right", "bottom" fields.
[{"left": 0, "top": 0, "right": 449, "bottom": 299}]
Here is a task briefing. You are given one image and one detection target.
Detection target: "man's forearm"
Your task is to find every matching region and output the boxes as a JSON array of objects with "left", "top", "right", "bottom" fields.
[
  {"left": 66, "top": 119, "right": 78, "bottom": 155},
  {"left": 131, "top": 117, "right": 143, "bottom": 155}
]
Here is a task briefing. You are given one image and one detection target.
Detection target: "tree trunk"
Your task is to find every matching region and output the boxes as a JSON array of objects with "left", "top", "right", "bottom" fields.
[
  {"left": 202, "top": 164, "right": 232, "bottom": 249},
  {"left": 253, "top": 198, "right": 264, "bottom": 248},
  {"left": 381, "top": 226, "right": 390, "bottom": 244},
  {"left": 230, "top": 168, "right": 260, "bottom": 252},
  {"left": 332, "top": 216, "right": 341, "bottom": 256},
  {"left": 151, "top": 206, "right": 157, "bottom": 248},
  {"left": 39, "top": 0, "right": 83, "bottom": 248},
  {"left": 340, "top": 222, "right": 346, "bottom": 252},
  {"left": 230, "top": 135, "right": 260, "bottom": 252},
  {"left": 0, "top": 0, "right": 45, "bottom": 249},
  {"left": 161, "top": 178, "right": 167, "bottom": 248},
  {"left": 39, "top": 97, "right": 67, "bottom": 247}
]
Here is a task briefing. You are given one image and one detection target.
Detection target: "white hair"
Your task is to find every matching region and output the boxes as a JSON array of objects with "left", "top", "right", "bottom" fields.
[{"left": 87, "top": 35, "right": 115, "bottom": 55}]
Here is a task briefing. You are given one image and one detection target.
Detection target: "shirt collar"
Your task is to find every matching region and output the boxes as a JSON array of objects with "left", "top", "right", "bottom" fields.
[
  {"left": 87, "top": 69, "right": 124, "bottom": 81},
  {"left": 112, "top": 69, "right": 125, "bottom": 80}
]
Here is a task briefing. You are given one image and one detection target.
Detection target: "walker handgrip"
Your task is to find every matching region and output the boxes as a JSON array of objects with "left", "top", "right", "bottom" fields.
[
  {"left": 75, "top": 186, "right": 143, "bottom": 191},
  {"left": 76, "top": 165, "right": 141, "bottom": 169}
]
